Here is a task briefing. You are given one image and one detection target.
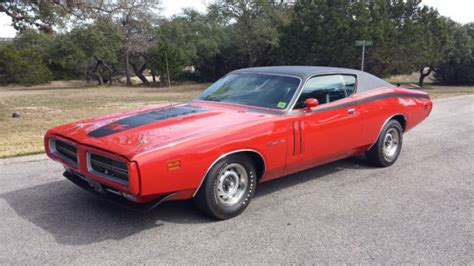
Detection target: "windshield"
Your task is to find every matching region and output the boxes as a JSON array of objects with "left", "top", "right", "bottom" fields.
[{"left": 197, "top": 74, "right": 301, "bottom": 109}]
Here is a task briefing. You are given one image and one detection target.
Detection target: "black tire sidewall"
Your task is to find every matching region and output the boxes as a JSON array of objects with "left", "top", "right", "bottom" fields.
[{"left": 201, "top": 154, "right": 257, "bottom": 219}]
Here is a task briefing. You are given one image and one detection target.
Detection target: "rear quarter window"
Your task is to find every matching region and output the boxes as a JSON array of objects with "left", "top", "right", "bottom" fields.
[{"left": 294, "top": 74, "right": 357, "bottom": 109}]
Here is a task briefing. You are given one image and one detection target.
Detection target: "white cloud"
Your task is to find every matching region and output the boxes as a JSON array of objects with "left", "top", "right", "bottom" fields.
[
  {"left": 421, "top": 0, "right": 474, "bottom": 24},
  {"left": 161, "top": 0, "right": 210, "bottom": 17},
  {"left": 0, "top": 15, "right": 15, "bottom": 38}
]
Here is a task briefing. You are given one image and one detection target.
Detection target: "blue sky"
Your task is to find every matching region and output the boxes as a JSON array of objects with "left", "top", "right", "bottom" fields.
[{"left": 0, "top": 0, "right": 472, "bottom": 38}]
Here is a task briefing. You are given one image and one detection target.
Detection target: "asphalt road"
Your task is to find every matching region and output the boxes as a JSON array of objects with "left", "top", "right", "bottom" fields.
[{"left": 1, "top": 96, "right": 473, "bottom": 264}]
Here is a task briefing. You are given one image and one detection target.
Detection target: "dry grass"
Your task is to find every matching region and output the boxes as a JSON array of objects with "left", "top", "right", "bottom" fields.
[
  {"left": 385, "top": 73, "right": 474, "bottom": 98},
  {"left": 419, "top": 85, "right": 474, "bottom": 99},
  {"left": 387, "top": 72, "right": 434, "bottom": 85},
  {"left": 0, "top": 81, "right": 472, "bottom": 158},
  {"left": 0, "top": 82, "right": 207, "bottom": 158}
]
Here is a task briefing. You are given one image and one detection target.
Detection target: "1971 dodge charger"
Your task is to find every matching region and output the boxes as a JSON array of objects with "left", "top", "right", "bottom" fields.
[{"left": 45, "top": 66, "right": 432, "bottom": 219}]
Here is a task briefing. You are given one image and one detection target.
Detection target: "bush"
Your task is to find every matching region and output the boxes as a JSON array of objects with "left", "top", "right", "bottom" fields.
[
  {"left": 434, "top": 61, "right": 474, "bottom": 85},
  {"left": 0, "top": 45, "right": 53, "bottom": 85},
  {"left": 0, "top": 45, "right": 21, "bottom": 84}
]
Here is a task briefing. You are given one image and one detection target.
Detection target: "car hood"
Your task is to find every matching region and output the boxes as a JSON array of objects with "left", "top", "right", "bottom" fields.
[{"left": 49, "top": 101, "right": 280, "bottom": 158}]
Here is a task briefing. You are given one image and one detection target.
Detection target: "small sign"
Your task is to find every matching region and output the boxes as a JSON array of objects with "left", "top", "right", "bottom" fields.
[
  {"left": 355, "top": 40, "right": 373, "bottom": 46},
  {"left": 277, "top": 102, "right": 287, "bottom": 109}
]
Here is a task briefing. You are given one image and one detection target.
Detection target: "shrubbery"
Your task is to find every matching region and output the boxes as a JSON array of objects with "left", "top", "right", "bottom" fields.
[
  {"left": 434, "top": 61, "right": 474, "bottom": 85},
  {"left": 0, "top": 45, "right": 53, "bottom": 85},
  {"left": 433, "top": 23, "right": 474, "bottom": 85}
]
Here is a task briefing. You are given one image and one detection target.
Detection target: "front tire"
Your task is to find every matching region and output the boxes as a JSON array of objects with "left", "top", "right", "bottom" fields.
[
  {"left": 366, "top": 120, "right": 403, "bottom": 167},
  {"left": 195, "top": 154, "right": 257, "bottom": 220}
]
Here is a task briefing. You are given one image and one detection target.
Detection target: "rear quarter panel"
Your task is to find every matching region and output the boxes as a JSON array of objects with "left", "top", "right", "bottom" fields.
[{"left": 355, "top": 88, "right": 432, "bottom": 147}]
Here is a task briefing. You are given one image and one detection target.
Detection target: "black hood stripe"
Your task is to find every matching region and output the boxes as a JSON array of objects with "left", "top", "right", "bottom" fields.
[{"left": 89, "top": 106, "right": 208, "bottom": 138}]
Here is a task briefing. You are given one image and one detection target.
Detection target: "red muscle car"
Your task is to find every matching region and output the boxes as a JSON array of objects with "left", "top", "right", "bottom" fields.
[{"left": 45, "top": 66, "right": 432, "bottom": 219}]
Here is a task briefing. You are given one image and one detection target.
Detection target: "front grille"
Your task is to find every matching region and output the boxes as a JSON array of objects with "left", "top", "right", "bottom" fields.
[
  {"left": 88, "top": 153, "right": 129, "bottom": 184},
  {"left": 54, "top": 140, "right": 77, "bottom": 163}
]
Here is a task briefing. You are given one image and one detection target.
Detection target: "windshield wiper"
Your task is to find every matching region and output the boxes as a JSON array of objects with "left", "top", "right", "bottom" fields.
[{"left": 204, "top": 95, "right": 226, "bottom": 102}]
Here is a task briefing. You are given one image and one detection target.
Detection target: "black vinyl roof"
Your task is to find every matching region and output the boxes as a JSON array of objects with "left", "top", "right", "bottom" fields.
[{"left": 230, "top": 66, "right": 395, "bottom": 93}]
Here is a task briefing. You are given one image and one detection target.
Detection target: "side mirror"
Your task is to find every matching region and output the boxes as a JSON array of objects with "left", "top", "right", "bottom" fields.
[{"left": 304, "top": 98, "right": 319, "bottom": 111}]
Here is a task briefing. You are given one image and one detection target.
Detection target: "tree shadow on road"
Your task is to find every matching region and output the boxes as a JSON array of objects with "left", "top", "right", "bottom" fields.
[{"left": 0, "top": 155, "right": 373, "bottom": 246}]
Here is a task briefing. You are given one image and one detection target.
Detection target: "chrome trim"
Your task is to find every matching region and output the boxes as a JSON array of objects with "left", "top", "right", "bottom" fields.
[
  {"left": 382, "top": 128, "right": 400, "bottom": 161},
  {"left": 353, "top": 89, "right": 385, "bottom": 98},
  {"left": 367, "top": 113, "right": 407, "bottom": 151},
  {"left": 216, "top": 163, "right": 248, "bottom": 206},
  {"left": 193, "top": 99, "right": 285, "bottom": 114},
  {"left": 231, "top": 71, "right": 303, "bottom": 80},
  {"left": 192, "top": 149, "right": 267, "bottom": 197},
  {"left": 49, "top": 138, "right": 78, "bottom": 165},
  {"left": 86, "top": 152, "right": 129, "bottom": 186},
  {"left": 89, "top": 158, "right": 128, "bottom": 175},
  {"left": 287, "top": 72, "right": 360, "bottom": 111},
  {"left": 105, "top": 187, "right": 122, "bottom": 196}
]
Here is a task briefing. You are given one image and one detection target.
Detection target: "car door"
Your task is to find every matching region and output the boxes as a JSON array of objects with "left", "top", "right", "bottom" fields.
[{"left": 284, "top": 74, "right": 364, "bottom": 174}]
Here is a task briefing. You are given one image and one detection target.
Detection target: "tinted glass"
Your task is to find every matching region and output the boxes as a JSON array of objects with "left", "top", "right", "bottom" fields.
[
  {"left": 294, "top": 75, "right": 356, "bottom": 109},
  {"left": 198, "top": 74, "right": 300, "bottom": 109},
  {"left": 342, "top": 75, "right": 356, "bottom": 95}
]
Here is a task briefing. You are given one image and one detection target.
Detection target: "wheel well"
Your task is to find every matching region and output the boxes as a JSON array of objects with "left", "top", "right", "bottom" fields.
[
  {"left": 239, "top": 151, "right": 266, "bottom": 181},
  {"left": 392, "top": 115, "right": 406, "bottom": 132}
]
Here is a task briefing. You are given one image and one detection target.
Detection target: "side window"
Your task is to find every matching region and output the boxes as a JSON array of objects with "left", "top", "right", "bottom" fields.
[
  {"left": 294, "top": 75, "right": 356, "bottom": 109},
  {"left": 342, "top": 75, "right": 356, "bottom": 96}
]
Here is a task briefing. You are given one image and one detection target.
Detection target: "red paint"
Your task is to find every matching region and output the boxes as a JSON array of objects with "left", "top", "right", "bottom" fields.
[
  {"left": 304, "top": 98, "right": 319, "bottom": 110},
  {"left": 45, "top": 87, "right": 432, "bottom": 204},
  {"left": 105, "top": 123, "right": 129, "bottom": 131}
]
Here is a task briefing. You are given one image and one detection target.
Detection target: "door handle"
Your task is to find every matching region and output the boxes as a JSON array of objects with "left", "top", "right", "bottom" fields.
[{"left": 347, "top": 108, "right": 356, "bottom": 114}]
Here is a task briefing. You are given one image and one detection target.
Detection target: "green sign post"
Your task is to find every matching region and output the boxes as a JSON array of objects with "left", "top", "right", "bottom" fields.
[{"left": 355, "top": 40, "right": 373, "bottom": 71}]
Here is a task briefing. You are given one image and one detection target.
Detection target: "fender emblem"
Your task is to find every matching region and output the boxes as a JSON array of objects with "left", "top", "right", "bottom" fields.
[{"left": 267, "top": 139, "right": 286, "bottom": 147}]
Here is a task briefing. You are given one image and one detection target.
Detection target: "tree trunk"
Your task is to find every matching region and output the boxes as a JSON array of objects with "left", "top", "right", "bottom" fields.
[
  {"left": 102, "top": 63, "right": 113, "bottom": 85},
  {"left": 96, "top": 73, "right": 104, "bottom": 85},
  {"left": 152, "top": 72, "right": 156, "bottom": 83},
  {"left": 418, "top": 66, "right": 432, "bottom": 87},
  {"left": 92, "top": 57, "right": 114, "bottom": 86},
  {"left": 245, "top": 39, "right": 256, "bottom": 67},
  {"left": 130, "top": 62, "right": 149, "bottom": 84},
  {"left": 92, "top": 58, "right": 103, "bottom": 85},
  {"left": 124, "top": 48, "right": 132, "bottom": 86}
]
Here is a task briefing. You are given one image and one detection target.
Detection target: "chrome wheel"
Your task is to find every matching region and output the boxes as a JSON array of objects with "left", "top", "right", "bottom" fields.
[
  {"left": 216, "top": 163, "right": 248, "bottom": 207},
  {"left": 383, "top": 128, "right": 400, "bottom": 161}
]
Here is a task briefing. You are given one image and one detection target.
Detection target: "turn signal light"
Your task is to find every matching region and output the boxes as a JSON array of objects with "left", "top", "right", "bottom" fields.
[{"left": 167, "top": 160, "right": 181, "bottom": 171}]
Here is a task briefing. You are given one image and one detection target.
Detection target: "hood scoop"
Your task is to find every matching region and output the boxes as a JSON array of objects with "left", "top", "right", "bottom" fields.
[{"left": 88, "top": 106, "right": 208, "bottom": 138}]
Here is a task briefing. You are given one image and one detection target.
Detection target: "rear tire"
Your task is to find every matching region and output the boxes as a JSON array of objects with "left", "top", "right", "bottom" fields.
[
  {"left": 366, "top": 120, "right": 403, "bottom": 167},
  {"left": 195, "top": 154, "right": 257, "bottom": 220}
]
